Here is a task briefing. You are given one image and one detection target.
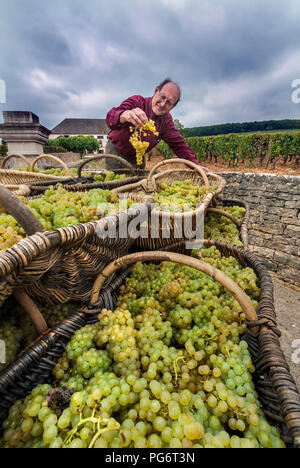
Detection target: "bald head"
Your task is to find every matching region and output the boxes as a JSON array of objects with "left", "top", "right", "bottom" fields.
[{"left": 158, "top": 78, "right": 181, "bottom": 105}]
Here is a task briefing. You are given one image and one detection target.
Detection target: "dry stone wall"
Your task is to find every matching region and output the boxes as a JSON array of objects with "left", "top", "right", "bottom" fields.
[{"left": 218, "top": 172, "right": 300, "bottom": 288}]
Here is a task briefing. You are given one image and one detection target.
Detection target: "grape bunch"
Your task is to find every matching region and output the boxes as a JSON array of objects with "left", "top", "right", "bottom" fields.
[
  {"left": 151, "top": 180, "right": 218, "bottom": 212},
  {"left": 93, "top": 171, "right": 127, "bottom": 182},
  {"left": 0, "top": 214, "right": 26, "bottom": 254},
  {"left": 129, "top": 120, "right": 158, "bottom": 166},
  {"left": 204, "top": 205, "right": 246, "bottom": 246},
  {"left": 18, "top": 165, "right": 128, "bottom": 181},
  {"left": 0, "top": 247, "right": 285, "bottom": 448}
]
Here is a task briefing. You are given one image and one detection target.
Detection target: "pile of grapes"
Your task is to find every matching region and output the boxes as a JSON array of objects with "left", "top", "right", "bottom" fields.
[
  {"left": 0, "top": 186, "right": 133, "bottom": 253},
  {"left": 0, "top": 247, "right": 285, "bottom": 448},
  {"left": 151, "top": 180, "right": 218, "bottom": 212},
  {"left": 28, "top": 186, "right": 132, "bottom": 231},
  {"left": 0, "top": 298, "right": 78, "bottom": 373},
  {"left": 129, "top": 120, "right": 158, "bottom": 165},
  {"left": 204, "top": 205, "right": 246, "bottom": 247},
  {"left": 18, "top": 166, "right": 127, "bottom": 182}
]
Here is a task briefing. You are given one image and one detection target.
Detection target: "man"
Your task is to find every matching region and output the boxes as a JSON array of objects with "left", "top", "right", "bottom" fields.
[{"left": 105, "top": 78, "right": 209, "bottom": 173}]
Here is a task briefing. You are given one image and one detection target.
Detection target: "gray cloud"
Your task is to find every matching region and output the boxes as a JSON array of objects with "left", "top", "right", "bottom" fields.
[{"left": 1, "top": 0, "right": 300, "bottom": 129}]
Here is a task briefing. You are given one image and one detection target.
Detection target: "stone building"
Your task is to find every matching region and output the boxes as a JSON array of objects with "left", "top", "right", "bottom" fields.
[{"left": 0, "top": 111, "right": 50, "bottom": 156}]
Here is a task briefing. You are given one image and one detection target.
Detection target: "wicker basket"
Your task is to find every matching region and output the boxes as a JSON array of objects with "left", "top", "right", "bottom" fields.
[
  {"left": 0, "top": 243, "right": 299, "bottom": 447},
  {"left": 0, "top": 154, "right": 71, "bottom": 195},
  {"left": 113, "top": 158, "right": 226, "bottom": 250},
  {"left": 27, "top": 154, "right": 148, "bottom": 195}
]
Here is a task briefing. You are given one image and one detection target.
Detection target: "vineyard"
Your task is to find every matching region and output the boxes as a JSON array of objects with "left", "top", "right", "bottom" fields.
[{"left": 157, "top": 132, "right": 300, "bottom": 173}]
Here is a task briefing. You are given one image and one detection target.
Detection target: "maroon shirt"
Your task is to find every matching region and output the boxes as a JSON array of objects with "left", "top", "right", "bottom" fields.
[{"left": 106, "top": 95, "right": 200, "bottom": 166}]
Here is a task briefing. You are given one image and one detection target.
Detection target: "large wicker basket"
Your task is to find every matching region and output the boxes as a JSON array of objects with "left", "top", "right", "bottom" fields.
[
  {"left": 0, "top": 242, "right": 299, "bottom": 447},
  {"left": 0, "top": 154, "right": 71, "bottom": 195},
  {"left": 113, "top": 158, "right": 226, "bottom": 250},
  {"left": 27, "top": 154, "right": 148, "bottom": 195}
]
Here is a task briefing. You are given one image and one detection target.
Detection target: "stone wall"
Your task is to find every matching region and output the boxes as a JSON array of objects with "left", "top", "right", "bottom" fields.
[
  {"left": 40, "top": 152, "right": 81, "bottom": 166},
  {"left": 218, "top": 172, "right": 300, "bottom": 288}
]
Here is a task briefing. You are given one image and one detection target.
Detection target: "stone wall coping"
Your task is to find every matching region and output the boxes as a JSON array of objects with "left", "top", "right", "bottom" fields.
[{"left": 218, "top": 171, "right": 300, "bottom": 181}]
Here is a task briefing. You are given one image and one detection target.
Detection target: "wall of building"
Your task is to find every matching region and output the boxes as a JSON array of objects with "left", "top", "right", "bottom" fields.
[{"left": 219, "top": 172, "right": 300, "bottom": 288}]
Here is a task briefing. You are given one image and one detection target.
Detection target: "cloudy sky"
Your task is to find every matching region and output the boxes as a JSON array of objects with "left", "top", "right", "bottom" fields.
[{"left": 1, "top": 0, "right": 300, "bottom": 130}]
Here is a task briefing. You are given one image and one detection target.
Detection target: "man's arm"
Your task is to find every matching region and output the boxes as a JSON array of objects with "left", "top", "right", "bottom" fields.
[
  {"left": 161, "top": 116, "right": 210, "bottom": 173},
  {"left": 106, "top": 95, "right": 147, "bottom": 129}
]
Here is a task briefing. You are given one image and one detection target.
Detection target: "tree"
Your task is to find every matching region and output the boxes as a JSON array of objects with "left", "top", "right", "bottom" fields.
[
  {"left": 0, "top": 140, "right": 8, "bottom": 156},
  {"left": 46, "top": 136, "right": 100, "bottom": 158},
  {"left": 174, "top": 119, "right": 187, "bottom": 138}
]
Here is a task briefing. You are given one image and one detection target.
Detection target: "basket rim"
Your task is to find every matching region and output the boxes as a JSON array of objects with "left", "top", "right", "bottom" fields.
[
  {"left": 113, "top": 170, "right": 226, "bottom": 218},
  {"left": 0, "top": 168, "right": 70, "bottom": 182}
]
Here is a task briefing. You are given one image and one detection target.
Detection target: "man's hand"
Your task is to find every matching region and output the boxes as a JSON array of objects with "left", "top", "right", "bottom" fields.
[
  {"left": 199, "top": 165, "right": 210, "bottom": 175},
  {"left": 119, "top": 108, "right": 148, "bottom": 127}
]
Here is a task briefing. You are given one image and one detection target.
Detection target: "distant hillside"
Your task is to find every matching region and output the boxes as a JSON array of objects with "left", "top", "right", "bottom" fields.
[{"left": 184, "top": 119, "right": 300, "bottom": 137}]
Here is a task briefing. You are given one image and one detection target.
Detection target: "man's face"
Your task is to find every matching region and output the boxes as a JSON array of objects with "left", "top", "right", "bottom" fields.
[{"left": 152, "top": 83, "right": 179, "bottom": 116}]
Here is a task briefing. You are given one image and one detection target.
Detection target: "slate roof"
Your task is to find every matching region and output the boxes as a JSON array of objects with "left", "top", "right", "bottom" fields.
[{"left": 51, "top": 118, "right": 109, "bottom": 135}]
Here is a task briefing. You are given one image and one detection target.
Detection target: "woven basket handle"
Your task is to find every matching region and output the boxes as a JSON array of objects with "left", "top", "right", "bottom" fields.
[
  {"left": 1, "top": 154, "right": 31, "bottom": 169},
  {"left": 206, "top": 208, "right": 242, "bottom": 228},
  {"left": 147, "top": 158, "right": 210, "bottom": 191},
  {"left": 30, "top": 154, "right": 71, "bottom": 176},
  {"left": 77, "top": 154, "right": 136, "bottom": 178},
  {"left": 90, "top": 251, "right": 258, "bottom": 326},
  {"left": 0, "top": 184, "right": 44, "bottom": 235}
]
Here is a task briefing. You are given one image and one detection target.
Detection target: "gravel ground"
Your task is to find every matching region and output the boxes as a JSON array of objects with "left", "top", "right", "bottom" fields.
[{"left": 272, "top": 276, "right": 300, "bottom": 391}]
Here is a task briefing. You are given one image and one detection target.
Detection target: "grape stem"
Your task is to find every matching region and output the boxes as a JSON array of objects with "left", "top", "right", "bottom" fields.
[
  {"left": 173, "top": 356, "right": 185, "bottom": 384},
  {"left": 62, "top": 409, "right": 122, "bottom": 449},
  {"left": 88, "top": 418, "right": 121, "bottom": 449}
]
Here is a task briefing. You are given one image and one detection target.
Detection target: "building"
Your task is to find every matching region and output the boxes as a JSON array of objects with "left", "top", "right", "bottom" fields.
[{"left": 50, "top": 118, "right": 109, "bottom": 152}]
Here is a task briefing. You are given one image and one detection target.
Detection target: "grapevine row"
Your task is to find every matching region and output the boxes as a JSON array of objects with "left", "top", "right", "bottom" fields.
[{"left": 157, "top": 132, "right": 300, "bottom": 167}]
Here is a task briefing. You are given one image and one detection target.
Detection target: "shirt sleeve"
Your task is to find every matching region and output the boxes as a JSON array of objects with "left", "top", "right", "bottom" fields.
[
  {"left": 106, "top": 95, "right": 145, "bottom": 129},
  {"left": 160, "top": 115, "right": 200, "bottom": 166}
]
